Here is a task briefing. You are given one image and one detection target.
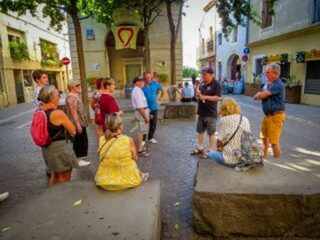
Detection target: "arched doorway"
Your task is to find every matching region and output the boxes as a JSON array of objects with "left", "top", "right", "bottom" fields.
[
  {"left": 227, "top": 54, "right": 241, "bottom": 81},
  {"left": 105, "top": 25, "right": 144, "bottom": 88}
]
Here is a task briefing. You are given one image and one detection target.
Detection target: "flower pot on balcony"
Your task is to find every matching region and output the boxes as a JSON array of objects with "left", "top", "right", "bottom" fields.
[{"left": 285, "top": 86, "right": 301, "bottom": 104}]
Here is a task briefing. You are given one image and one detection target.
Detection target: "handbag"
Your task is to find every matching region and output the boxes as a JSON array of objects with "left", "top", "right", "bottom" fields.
[{"left": 218, "top": 114, "right": 243, "bottom": 151}]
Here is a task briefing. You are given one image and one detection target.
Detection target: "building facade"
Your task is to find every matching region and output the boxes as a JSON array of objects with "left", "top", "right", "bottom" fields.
[
  {"left": 68, "top": 4, "right": 183, "bottom": 89},
  {"left": 198, "top": 1, "right": 217, "bottom": 70},
  {"left": 246, "top": 0, "right": 320, "bottom": 106},
  {"left": 0, "top": 8, "right": 71, "bottom": 107}
]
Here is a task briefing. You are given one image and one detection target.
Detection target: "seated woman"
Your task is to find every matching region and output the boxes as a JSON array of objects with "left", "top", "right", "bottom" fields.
[
  {"left": 95, "top": 114, "right": 149, "bottom": 191},
  {"left": 39, "top": 86, "right": 78, "bottom": 185},
  {"left": 208, "top": 97, "right": 251, "bottom": 167},
  {"left": 181, "top": 81, "right": 192, "bottom": 102}
]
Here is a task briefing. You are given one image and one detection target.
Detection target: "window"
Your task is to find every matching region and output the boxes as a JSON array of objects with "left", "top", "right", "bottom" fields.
[
  {"left": 262, "top": 0, "right": 272, "bottom": 28},
  {"left": 23, "top": 70, "right": 33, "bottom": 87},
  {"left": 279, "top": 62, "right": 290, "bottom": 80},
  {"left": 207, "top": 40, "right": 213, "bottom": 52},
  {"left": 232, "top": 26, "right": 238, "bottom": 43},
  {"left": 305, "top": 60, "right": 320, "bottom": 95},
  {"left": 255, "top": 58, "right": 263, "bottom": 75},
  {"left": 8, "top": 34, "right": 21, "bottom": 43},
  {"left": 312, "top": 0, "right": 320, "bottom": 23},
  {"left": 209, "top": 26, "right": 213, "bottom": 39},
  {"left": 202, "top": 38, "right": 205, "bottom": 55},
  {"left": 218, "top": 33, "right": 222, "bottom": 45},
  {"left": 40, "top": 40, "right": 60, "bottom": 67}
]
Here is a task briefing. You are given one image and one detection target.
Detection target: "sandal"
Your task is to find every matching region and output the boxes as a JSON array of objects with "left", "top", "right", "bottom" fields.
[
  {"left": 190, "top": 148, "right": 204, "bottom": 155},
  {"left": 202, "top": 152, "right": 209, "bottom": 159},
  {"left": 138, "top": 150, "right": 150, "bottom": 157},
  {"left": 141, "top": 172, "right": 149, "bottom": 181}
]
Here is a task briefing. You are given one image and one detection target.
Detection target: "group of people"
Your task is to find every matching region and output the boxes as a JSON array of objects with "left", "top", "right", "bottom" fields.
[{"left": 191, "top": 63, "right": 285, "bottom": 168}]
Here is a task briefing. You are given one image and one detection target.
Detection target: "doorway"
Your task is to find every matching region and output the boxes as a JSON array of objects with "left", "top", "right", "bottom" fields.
[
  {"left": 14, "top": 70, "right": 25, "bottom": 104},
  {"left": 125, "top": 64, "right": 141, "bottom": 84},
  {"left": 48, "top": 72, "right": 58, "bottom": 88}
]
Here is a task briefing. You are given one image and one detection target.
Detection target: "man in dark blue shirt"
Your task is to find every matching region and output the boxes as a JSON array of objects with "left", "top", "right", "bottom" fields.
[{"left": 254, "top": 63, "right": 286, "bottom": 159}]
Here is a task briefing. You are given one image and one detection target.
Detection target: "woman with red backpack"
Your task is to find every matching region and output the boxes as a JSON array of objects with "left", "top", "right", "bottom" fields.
[{"left": 37, "top": 86, "right": 78, "bottom": 185}]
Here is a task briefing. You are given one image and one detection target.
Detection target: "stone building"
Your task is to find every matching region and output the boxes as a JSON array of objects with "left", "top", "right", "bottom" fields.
[
  {"left": 67, "top": 4, "right": 183, "bottom": 89},
  {"left": 246, "top": 0, "right": 320, "bottom": 106},
  {"left": 0, "top": 7, "right": 71, "bottom": 107},
  {"left": 198, "top": 1, "right": 217, "bottom": 70}
]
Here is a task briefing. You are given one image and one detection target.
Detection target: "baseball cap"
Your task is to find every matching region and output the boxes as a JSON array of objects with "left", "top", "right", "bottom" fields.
[
  {"left": 132, "top": 76, "right": 144, "bottom": 84},
  {"left": 201, "top": 67, "right": 214, "bottom": 74}
]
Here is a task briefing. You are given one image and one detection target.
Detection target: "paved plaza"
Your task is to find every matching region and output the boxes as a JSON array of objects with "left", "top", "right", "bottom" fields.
[{"left": 0, "top": 94, "right": 320, "bottom": 239}]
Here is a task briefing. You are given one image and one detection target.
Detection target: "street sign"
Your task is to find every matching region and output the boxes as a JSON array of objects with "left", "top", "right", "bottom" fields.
[
  {"left": 242, "top": 55, "right": 248, "bottom": 62},
  {"left": 61, "top": 57, "right": 70, "bottom": 65},
  {"left": 243, "top": 48, "right": 250, "bottom": 55}
]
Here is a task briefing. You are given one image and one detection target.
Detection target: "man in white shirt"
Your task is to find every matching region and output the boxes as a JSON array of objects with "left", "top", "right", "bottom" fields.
[{"left": 131, "top": 76, "right": 150, "bottom": 157}]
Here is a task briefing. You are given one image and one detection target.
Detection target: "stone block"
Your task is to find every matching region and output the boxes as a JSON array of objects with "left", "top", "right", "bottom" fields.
[
  {"left": 164, "top": 102, "right": 197, "bottom": 119},
  {"left": 193, "top": 160, "right": 320, "bottom": 238}
]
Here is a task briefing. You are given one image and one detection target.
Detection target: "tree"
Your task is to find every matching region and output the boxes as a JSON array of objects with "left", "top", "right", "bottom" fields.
[
  {"left": 119, "top": 0, "right": 163, "bottom": 70},
  {"left": 215, "top": 0, "right": 278, "bottom": 37},
  {"left": 166, "top": 0, "right": 184, "bottom": 85},
  {"left": 0, "top": 0, "right": 115, "bottom": 116},
  {"left": 183, "top": 66, "right": 199, "bottom": 78}
]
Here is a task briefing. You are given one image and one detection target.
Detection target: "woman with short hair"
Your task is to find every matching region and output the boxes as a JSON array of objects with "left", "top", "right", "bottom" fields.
[
  {"left": 208, "top": 97, "right": 251, "bottom": 167},
  {"left": 38, "top": 85, "right": 78, "bottom": 185},
  {"left": 95, "top": 114, "right": 149, "bottom": 191}
]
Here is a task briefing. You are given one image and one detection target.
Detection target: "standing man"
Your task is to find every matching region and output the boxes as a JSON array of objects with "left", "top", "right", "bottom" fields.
[
  {"left": 32, "top": 70, "right": 49, "bottom": 109},
  {"left": 131, "top": 76, "right": 150, "bottom": 157},
  {"left": 254, "top": 63, "right": 285, "bottom": 159},
  {"left": 142, "top": 71, "right": 165, "bottom": 144},
  {"left": 191, "top": 67, "right": 221, "bottom": 158}
]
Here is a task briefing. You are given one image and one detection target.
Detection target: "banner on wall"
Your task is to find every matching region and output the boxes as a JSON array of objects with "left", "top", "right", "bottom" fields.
[{"left": 111, "top": 26, "right": 141, "bottom": 50}]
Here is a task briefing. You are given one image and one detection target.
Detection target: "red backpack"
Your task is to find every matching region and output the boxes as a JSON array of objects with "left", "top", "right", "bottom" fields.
[{"left": 30, "top": 110, "right": 51, "bottom": 147}]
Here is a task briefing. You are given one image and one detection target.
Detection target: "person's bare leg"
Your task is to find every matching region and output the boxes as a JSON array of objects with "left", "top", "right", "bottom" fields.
[
  {"left": 262, "top": 138, "right": 269, "bottom": 159},
  {"left": 198, "top": 132, "right": 205, "bottom": 150},
  {"left": 137, "top": 132, "right": 143, "bottom": 152},
  {"left": 208, "top": 134, "right": 215, "bottom": 151},
  {"left": 272, "top": 144, "right": 282, "bottom": 158}
]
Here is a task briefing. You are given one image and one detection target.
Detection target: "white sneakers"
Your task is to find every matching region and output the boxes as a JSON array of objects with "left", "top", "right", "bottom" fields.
[
  {"left": 78, "top": 157, "right": 91, "bottom": 167},
  {"left": 0, "top": 192, "right": 9, "bottom": 202},
  {"left": 148, "top": 138, "right": 157, "bottom": 144}
]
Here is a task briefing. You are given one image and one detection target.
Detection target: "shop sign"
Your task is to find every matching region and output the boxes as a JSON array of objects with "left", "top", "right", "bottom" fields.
[
  {"left": 267, "top": 54, "right": 280, "bottom": 63},
  {"left": 305, "top": 49, "right": 320, "bottom": 60}
]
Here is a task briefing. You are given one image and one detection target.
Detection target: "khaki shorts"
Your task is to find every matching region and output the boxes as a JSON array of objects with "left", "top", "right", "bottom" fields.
[
  {"left": 260, "top": 112, "right": 286, "bottom": 145},
  {"left": 135, "top": 109, "right": 149, "bottom": 134}
]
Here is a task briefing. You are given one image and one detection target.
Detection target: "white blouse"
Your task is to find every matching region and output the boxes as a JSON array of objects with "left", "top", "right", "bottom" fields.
[{"left": 217, "top": 114, "right": 251, "bottom": 165}]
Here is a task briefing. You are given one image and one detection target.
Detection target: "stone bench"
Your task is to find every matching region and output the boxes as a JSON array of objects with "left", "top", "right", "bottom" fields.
[
  {"left": 193, "top": 160, "right": 320, "bottom": 239},
  {"left": 163, "top": 102, "right": 197, "bottom": 119},
  {"left": 0, "top": 180, "right": 161, "bottom": 240}
]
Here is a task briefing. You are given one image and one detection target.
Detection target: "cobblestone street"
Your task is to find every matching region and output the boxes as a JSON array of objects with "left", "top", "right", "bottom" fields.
[{"left": 1, "top": 94, "right": 320, "bottom": 239}]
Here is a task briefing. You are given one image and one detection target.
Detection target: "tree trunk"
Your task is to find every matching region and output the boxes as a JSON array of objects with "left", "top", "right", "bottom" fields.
[
  {"left": 70, "top": 1, "right": 89, "bottom": 118},
  {"left": 143, "top": 27, "right": 151, "bottom": 71}
]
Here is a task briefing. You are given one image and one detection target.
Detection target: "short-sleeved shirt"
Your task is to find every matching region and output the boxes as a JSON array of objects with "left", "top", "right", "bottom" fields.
[
  {"left": 131, "top": 86, "right": 148, "bottom": 109},
  {"left": 182, "top": 87, "right": 192, "bottom": 98},
  {"left": 142, "top": 80, "right": 163, "bottom": 111},
  {"left": 197, "top": 79, "right": 221, "bottom": 118},
  {"left": 99, "top": 93, "right": 120, "bottom": 127},
  {"left": 262, "top": 78, "right": 285, "bottom": 115}
]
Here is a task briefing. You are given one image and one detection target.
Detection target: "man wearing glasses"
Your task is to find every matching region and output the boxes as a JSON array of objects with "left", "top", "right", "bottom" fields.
[{"left": 254, "top": 63, "right": 286, "bottom": 159}]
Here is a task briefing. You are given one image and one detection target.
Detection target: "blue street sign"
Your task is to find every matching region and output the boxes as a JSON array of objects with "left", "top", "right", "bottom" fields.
[{"left": 243, "top": 48, "right": 250, "bottom": 55}]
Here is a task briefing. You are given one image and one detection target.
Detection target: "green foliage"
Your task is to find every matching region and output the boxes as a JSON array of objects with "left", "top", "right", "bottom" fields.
[
  {"left": 252, "top": 73, "right": 262, "bottom": 85},
  {"left": 183, "top": 67, "right": 199, "bottom": 78},
  {"left": 40, "top": 41, "right": 60, "bottom": 67},
  {"left": 216, "top": 0, "right": 278, "bottom": 37},
  {"left": 157, "top": 73, "right": 168, "bottom": 83},
  {"left": 283, "top": 75, "right": 302, "bottom": 88},
  {"left": 9, "top": 41, "right": 29, "bottom": 61}
]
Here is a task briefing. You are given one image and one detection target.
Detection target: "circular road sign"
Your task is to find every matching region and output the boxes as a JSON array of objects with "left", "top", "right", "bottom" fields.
[
  {"left": 61, "top": 57, "right": 70, "bottom": 65},
  {"left": 243, "top": 48, "right": 250, "bottom": 55},
  {"left": 242, "top": 55, "right": 248, "bottom": 62}
]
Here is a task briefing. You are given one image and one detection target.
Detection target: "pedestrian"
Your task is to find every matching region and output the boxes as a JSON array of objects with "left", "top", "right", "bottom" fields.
[
  {"left": 95, "top": 114, "right": 149, "bottom": 191},
  {"left": 38, "top": 86, "right": 78, "bottom": 185},
  {"left": 167, "top": 83, "right": 182, "bottom": 102},
  {"left": 253, "top": 63, "right": 286, "bottom": 159},
  {"left": 131, "top": 76, "right": 150, "bottom": 157},
  {"left": 98, "top": 77, "right": 123, "bottom": 132},
  {"left": 208, "top": 98, "right": 251, "bottom": 167},
  {"left": 181, "top": 81, "right": 193, "bottom": 102},
  {"left": 32, "top": 70, "right": 49, "bottom": 110},
  {"left": 191, "top": 73, "right": 196, "bottom": 85},
  {"left": 191, "top": 67, "right": 221, "bottom": 158},
  {"left": 0, "top": 192, "right": 9, "bottom": 202},
  {"left": 65, "top": 80, "right": 90, "bottom": 167},
  {"left": 142, "top": 71, "right": 165, "bottom": 144},
  {"left": 90, "top": 78, "right": 104, "bottom": 137}
]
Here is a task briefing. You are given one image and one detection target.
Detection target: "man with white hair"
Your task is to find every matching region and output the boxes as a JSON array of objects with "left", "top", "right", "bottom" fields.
[{"left": 254, "top": 63, "right": 286, "bottom": 159}]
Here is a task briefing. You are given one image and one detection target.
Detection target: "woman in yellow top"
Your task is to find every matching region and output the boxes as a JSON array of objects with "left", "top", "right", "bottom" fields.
[{"left": 95, "top": 114, "right": 149, "bottom": 191}]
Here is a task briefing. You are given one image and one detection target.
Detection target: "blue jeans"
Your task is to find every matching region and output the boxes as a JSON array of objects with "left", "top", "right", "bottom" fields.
[{"left": 208, "top": 150, "right": 236, "bottom": 168}]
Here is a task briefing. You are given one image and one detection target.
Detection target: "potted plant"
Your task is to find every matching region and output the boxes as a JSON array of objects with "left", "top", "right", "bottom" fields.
[
  {"left": 158, "top": 73, "right": 169, "bottom": 85},
  {"left": 283, "top": 75, "right": 302, "bottom": 104},
  {"left": 244, "top": 73, "right": 262, "bottom": 97},
  {"left": 40, "top": 41, "right": 61, "bottom": 68},
  {"left": 9, "top": 41, "right": 29, "bottom": 61}
]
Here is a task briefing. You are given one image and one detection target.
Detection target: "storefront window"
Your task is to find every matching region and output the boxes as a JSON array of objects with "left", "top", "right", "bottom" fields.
[{"left": 305, "top": 60, "right": 320, "bottom": 95}]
